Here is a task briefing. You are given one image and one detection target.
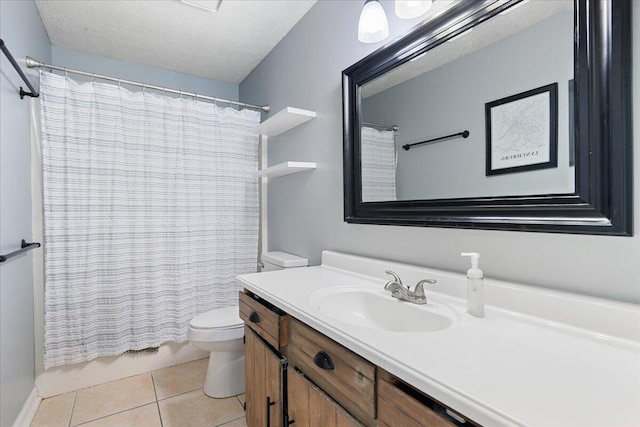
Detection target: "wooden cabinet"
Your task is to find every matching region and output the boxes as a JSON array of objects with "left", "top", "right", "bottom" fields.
[
  {"left": 241, "top": 290, "right": 289, "bottom": 427},
  {"left": 287, "top": 368, "right": 363, "bottom": 427},
  {"left": 241, "top": 289, "right": 477, "bottom": 427},
  {"left": 378, "top": 370, "right": 472, "bottom": 427},
  {"left": 239, "top": 290, "right": 289, "bottom": 349},
  {"left": 286, "top": 318, "right": 376, "bottom": 426},
  {"left": 245, "top": 326, "right": 286, "bottom": 427}
]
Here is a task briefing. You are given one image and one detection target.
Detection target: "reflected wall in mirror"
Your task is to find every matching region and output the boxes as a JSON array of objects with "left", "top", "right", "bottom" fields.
[
  {"left": 343, "top": 0, "right": 632, "bottom": 235},
  {"left": 360, "top": 0, "right": 574, "bottom": 202}
]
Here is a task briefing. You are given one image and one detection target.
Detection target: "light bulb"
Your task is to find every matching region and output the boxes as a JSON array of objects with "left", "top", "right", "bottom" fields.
[
  {"left": 358, "top": 0, "right": 390, "bottom": 43},
  {"left": 395, "top": 0, "right": 433, "bottom": 19}
]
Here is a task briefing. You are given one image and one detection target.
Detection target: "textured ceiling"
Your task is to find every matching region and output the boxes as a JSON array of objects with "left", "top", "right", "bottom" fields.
[{"left": 35, "top": 0, "right": 317, "bottom": 84}]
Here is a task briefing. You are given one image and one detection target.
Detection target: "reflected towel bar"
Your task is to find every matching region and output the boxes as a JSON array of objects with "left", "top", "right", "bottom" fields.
[
  {"left": 0, "top": 39, "right": 39, "bottom": 99},
  {"left": 0, "top": 240, "right": 41, "bottom": 263},
  {"left": 402, "top": 130, "right": 469, "bottom": 151}
]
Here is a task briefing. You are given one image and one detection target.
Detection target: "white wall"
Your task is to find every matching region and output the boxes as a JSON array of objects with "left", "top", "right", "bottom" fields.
[{"left": 239, "top": 1, "right": 640, "bottom": 304}]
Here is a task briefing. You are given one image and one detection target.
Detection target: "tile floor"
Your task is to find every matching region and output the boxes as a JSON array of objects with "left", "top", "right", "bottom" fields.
[{"left": 30, "top": 358, "right": 247, "bottom": 427}]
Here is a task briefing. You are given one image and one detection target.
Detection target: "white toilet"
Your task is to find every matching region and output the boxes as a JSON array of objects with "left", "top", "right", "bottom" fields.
[{"left": 188, "top": 251, "right": 308, "bottom": 398}]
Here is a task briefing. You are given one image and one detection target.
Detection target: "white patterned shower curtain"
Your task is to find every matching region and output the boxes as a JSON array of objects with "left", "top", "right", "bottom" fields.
[
  {"left": 361, "top": 126, "right": 397, "bottom": 202},
  {"left": 38, "top": 71, "right": 260, "bottom": 369}
]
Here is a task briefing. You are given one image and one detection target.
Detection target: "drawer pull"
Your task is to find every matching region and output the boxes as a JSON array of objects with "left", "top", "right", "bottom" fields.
[
  {"left": 266, "top": 396, "right": 276, "bottom": 427},
  {"left": 249, "top": 311, "right": 260, "bottom": 323},
  {"left": 313, "top": 351, "right": 335, "bottom": 370}
]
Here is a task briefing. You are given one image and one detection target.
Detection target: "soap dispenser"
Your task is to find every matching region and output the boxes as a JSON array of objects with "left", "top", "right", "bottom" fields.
[{"left": 461, "top": 252, "right": 485, "bottom": 318}]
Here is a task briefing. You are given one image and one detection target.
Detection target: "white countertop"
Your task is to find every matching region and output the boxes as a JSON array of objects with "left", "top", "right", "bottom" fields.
[{"left": 236, "top": 251, "right": 640, "bottom": 426}]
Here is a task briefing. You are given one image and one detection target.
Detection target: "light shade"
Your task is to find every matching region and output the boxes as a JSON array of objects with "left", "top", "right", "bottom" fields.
[
  {"left": 358, "top": 0, "right": 390, "bottom": 43},
  {"left": 395, "top": 0, "right": 433, "bottom": 19}
]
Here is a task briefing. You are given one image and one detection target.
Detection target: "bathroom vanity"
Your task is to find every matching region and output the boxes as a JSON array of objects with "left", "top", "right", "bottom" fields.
[{"left": 236, "top": 251, "right": 640, "bottom": 426}]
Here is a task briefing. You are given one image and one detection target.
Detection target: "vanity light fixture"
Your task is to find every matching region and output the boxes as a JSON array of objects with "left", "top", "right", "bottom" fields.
[
  {"left": 395, "top": 0, "right": 433, "bottom": 19},
  {"left": 358, "top": 0, "right": 390, "bottom": 43}
]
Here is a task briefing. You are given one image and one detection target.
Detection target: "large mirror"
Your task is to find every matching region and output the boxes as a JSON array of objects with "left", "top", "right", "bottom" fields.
[{"left": 343, "top": 0, "right": 632, "bottom": 235}]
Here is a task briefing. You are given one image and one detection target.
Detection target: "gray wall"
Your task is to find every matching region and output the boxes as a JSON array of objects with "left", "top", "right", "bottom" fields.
[
  {"left": 240, "top": 0, "right": 640, "bottom": 304},
  {"left": 0, "top": 1, "right": 51, "bottom": 426},
  {"left": 362, "top": 11, "right": 574, "bottom": 200},
  {"left": 51, "top": 46, "right": 238, "bottom": 101}
]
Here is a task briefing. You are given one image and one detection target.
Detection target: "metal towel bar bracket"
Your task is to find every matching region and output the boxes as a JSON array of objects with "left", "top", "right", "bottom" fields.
[
  {"left": 0, "top": 240, "right": 41, "bottom": 263},
  {"left": 0, "top": 39, "right": 39, "bottom": 99}
]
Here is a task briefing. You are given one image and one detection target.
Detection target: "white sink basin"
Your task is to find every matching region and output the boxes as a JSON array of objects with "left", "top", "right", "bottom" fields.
[{"left": 310, "top": 287, "right": 457, "bottom": 333}]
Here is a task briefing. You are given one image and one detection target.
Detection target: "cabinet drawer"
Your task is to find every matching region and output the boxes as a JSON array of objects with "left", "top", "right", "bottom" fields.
[
  {"left": 378, "top": 371, "right": 471, "bottom": 427},
  {"left": 239, "top": 290, "right": 288, "bottom": 349},
  {"left": 287, "top": 368, "right": 364, "bottom": 427},
  {"left": 287, "top": 318, "right": 376, "bottom": 426}
]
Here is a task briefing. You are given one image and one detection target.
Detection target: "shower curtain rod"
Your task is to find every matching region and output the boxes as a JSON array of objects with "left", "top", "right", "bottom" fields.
[
  {"left": 25, "top": 56, "right": 270, "bottom": 113},
  {"left": 362, "top": 121, "right": 398, "bottom": 132}
]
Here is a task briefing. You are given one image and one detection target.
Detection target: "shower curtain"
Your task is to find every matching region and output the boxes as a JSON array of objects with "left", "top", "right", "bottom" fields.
[
  {"left": 360, "top": 126, "right": 397, "bottom": 202},
  {"left": 37, "top": 71, "right": 260, "bottom": 369}
]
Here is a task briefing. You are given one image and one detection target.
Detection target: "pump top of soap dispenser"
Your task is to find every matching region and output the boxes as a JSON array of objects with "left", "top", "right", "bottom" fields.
[{"left": 461, "top": 252, "right": 483, "bottom": 279}]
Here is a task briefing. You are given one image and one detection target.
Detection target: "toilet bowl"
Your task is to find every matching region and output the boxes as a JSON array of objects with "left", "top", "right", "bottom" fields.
[
  {"left": 188, "top": 251, "right": 308, "bottom": 398},
  {"left": 187, "top": 306, "right": 245, "bottom": 398}
]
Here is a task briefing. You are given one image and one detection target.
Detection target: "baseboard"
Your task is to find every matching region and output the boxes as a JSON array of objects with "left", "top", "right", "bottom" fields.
[{"left": 12, "top": 387, "right": 41, "bottom": 427}]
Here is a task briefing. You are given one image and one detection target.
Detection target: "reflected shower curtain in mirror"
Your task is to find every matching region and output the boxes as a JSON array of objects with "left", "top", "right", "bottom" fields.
[
  {"left": 38, "top": 71, "right": 260, "bottom": 368},
  {"left": 361, "top": 126, "right": 397, "bottom": 202}
]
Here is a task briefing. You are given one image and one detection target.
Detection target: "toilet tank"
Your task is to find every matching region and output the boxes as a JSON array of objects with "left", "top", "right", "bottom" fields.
[{"left": 261, "top": 251, "right": 308, "bottom": 272}]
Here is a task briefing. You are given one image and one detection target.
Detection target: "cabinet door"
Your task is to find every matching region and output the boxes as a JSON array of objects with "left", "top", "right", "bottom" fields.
[
  {"left": 245, "top": 326, "right": 286, "bottom": 427},
  {"left": 287, "top": 368, "right": 363, "bottom": 427}
]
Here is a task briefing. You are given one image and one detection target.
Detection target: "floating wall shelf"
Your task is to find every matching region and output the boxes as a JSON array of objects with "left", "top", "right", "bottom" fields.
[
  {"left": 255, "top": 107, "right": 316, "bottom": 136},
  {"left": 257, "top": 161, "right": 316, "bottom": 178}
]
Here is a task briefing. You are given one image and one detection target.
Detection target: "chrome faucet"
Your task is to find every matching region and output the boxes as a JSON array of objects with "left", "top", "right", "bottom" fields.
[{"left": 384, "top": 270, "right": 436, "bottom": 305}]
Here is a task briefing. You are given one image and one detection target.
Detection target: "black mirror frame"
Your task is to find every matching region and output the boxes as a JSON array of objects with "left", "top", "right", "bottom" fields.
[{"left": 342, "top": 0, "right": 632, "bottom": 236}]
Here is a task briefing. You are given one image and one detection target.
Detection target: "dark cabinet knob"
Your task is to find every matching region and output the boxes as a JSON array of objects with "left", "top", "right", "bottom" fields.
[
  {"left": 313, "top": 351, "right": 335, "bottom": 370},
  {"left": 248, "top": 311, "right": 260, "bottom": 323}
]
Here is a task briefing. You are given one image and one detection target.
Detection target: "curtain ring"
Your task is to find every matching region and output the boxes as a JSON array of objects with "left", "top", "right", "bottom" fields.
[
  {"left": 64, "top": 68, "right": 68, "bottom": 78},
  {"left": 91, "top": 73, "right": 96, "bottom": 82}
]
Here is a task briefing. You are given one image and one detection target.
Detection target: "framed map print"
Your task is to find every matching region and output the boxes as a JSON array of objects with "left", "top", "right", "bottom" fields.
[{"left": 485, "top": 83, "right": 558, "bottom": 176}]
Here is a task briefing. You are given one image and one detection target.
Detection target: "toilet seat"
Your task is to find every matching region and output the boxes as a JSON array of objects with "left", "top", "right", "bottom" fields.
[
  {"left": 190, "top": 306, "right": 243, "bottom": 329},
  {"left": 188, "top": 306, "right": 244, "bottom": 343}
]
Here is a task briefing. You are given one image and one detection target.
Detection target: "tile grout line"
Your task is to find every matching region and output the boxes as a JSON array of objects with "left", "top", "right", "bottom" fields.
[
  {"left": 236, "top": 395, "right": 245, "bottom": 414},
  {"left": 150, "top": 371, "right": 164, "bottom": 427},
  {"left": 216, "top": 413, "right": 247, "bottom": 427},
  {"left": 71, "top": 402, "right": 158, "bottom": 427},
  {"left": 67, "top": 391, "right": 78, "bottom": 427},
  {"left": 156, "top": 385, "right": 206, "bottom": 402},
  {"left": 71, "top": 373, "right": 157, "bottom": 427}
]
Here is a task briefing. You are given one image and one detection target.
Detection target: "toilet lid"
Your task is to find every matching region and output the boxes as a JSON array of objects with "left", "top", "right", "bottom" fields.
[{"left": 190, "top": 306, "right": 243, "bottom": 329}]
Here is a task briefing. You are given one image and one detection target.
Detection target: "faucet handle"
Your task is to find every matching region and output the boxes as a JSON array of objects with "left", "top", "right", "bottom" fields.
[
  {"left": 413, "top": 279, "right": 437, "bottom": 299},
  {"left": 384, "top": 270, "right": 403, "bottom": 286}
]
